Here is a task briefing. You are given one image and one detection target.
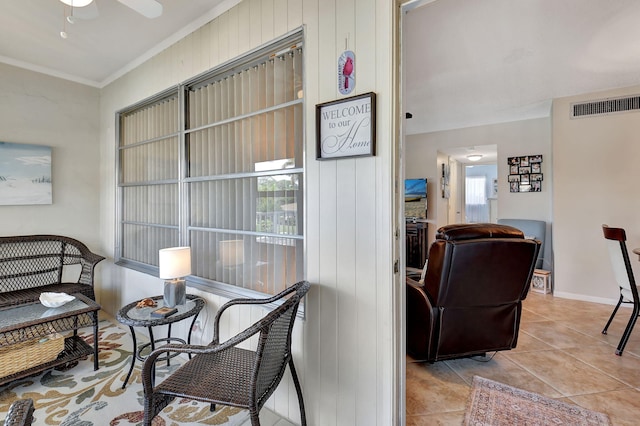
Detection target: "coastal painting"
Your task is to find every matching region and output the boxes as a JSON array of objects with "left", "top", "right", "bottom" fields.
[{"left": 0, "top": 142, "right": 52, "bottom": 205}]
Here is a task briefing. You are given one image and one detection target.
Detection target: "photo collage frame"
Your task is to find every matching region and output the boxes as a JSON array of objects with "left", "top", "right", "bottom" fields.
[{"left": 508, "top": 154, "right": 543, "bottom": 193}]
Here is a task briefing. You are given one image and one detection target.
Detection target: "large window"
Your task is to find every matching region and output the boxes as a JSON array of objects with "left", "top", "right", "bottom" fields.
[
  {"left": 465, "top": 174, "right": 488, "bottom": 223},
  {"left": 117, "top": 33, "right": 304, "bottom": 297}
]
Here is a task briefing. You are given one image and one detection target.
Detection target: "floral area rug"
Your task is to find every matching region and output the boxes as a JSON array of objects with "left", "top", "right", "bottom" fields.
[
  {"left": 0, "top": 321, "right": 249, "bottom": 425},
  {"left": 464, "top": 375, "right": 611, "bottom": 426}
]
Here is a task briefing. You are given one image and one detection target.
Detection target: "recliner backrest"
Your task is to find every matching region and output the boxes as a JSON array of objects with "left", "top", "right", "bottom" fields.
[
  {"left": 436, "top": 222, "right": 524, "bottom": 241},
  {"left": 425, "top": 224, "right": 540, "bottom": 306}
]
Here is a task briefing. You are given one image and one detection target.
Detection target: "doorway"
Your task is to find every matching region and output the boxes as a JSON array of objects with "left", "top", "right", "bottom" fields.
[
  {"left": 398, "top": 2, "right": 500, "bottom": 424},
  {"left": 464, "top": 163, "right": 498, "bottom": 223},
  {"left": 436, "top": 145, "right": 498, "bottom": 227}
]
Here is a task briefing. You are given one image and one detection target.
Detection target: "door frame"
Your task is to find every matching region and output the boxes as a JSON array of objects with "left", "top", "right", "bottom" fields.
[{"left": 393, "top": 1, "right": 440, "bottom": 425}]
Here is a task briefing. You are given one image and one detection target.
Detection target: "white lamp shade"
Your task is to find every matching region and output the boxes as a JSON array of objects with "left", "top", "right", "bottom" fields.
[
  {"left": 60, "top": 0, "right": 94, "bottom": 7},
  {"left": 219, "top": 240, "right": 244, "bottom": 266},
  {"left": 159, "top": 247, "right": 192, "bottom": 279}
]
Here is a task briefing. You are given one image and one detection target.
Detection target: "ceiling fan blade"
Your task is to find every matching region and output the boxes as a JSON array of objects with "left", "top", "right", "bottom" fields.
[{"left": 116, "top": 0, "right": 163, "bottom": 19}]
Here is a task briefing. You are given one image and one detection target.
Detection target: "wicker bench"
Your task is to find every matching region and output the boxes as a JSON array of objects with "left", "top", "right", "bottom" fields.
[{"left": 0, "top": 235, "right": 105, "bottom": 308}]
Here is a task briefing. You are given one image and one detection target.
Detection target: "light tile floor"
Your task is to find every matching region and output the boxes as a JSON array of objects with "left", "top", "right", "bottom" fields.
[{"left": 406, "top": 292, "right": 640, "bottom": 425}]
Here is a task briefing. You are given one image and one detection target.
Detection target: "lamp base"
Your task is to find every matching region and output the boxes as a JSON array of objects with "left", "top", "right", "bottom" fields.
[{"left": 164, "top": 279, "right": 186, "bottom": 308}]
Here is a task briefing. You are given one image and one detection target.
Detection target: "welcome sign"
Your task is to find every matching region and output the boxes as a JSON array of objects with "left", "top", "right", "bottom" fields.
[{"left": 316, "top": 92, "right": 376, "bottom": 159}]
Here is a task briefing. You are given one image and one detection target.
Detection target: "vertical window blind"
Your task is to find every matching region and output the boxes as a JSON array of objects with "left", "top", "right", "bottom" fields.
[
  {"left": 119, "top": 94, "right": 181, "bottom": 266},
  {"left": 117, "top": 32, "right": 304, "bottom": 298}
]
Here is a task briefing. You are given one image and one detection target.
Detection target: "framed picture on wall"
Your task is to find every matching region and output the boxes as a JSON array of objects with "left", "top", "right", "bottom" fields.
[
  {"left": 531, "top": 174, "right": 543, "bottom": 181},
  {"left": 0, "top": 141, "right": 52, "bottom": 205},
  {"left": 316, "top": 92, "right": 376, "bottom": 160},
  {"left": 441, "top": 163, "right": 450, "bottom": 199},
  {"left": 508, "top": 154, "right": 543, "bottom": 193}
]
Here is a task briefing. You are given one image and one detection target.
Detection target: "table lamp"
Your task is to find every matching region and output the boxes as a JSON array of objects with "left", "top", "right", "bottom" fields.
[{"left": 159, "top": 246, "right": 191, "bottom": 307}]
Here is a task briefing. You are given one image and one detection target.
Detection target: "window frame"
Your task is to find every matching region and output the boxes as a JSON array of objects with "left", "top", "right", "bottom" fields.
[{"left": 115, "top": 30, "right": 305, "bottom": 303}]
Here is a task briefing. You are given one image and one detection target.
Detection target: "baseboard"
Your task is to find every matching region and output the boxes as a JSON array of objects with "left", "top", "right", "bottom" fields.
[{"left": 552, "top": 291, "right": 624, "bottom": 306}]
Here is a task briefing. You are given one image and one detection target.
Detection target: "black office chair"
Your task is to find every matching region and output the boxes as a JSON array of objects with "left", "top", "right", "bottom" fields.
[{"left": 601, "top": 225, "right": 640, "bottom": 356}]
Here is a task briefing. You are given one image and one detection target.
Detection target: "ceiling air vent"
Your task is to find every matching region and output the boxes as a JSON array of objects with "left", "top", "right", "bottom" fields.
[{"left": 571, "top": 95, "right": 640, "bottom": 118}]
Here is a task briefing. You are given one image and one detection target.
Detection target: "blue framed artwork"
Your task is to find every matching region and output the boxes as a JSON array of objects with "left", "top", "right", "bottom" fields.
[
  {"left": 0, "top": 142, "right": 52, "bottom": 205},
  {"left": 405, "top": 178, "right": 427, "bottom": 201}
]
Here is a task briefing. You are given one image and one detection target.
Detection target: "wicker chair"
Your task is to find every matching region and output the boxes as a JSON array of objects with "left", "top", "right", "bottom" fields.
[
  {"left": 4, "top": 398, "right": 34, "bottom": 426},
  {"left": 142, "top": 280, "right": 310, "bottom": 426}
]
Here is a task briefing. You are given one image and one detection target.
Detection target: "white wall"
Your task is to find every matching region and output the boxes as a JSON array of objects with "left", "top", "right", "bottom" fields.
[
  {"left": 405, "top": 85, "right": 640, "bottom": 305},
  {"left": 0, "top": 63, "right": 101, "bottom": 249},
  {"left": 553, "top": 86, "right": 640, "bottom": 303},
  {"left": 98, "top": 0, "right": 395, "bottom": 425},
  {"left": 405, "top": 117, "right": 553, "bottom": 262}
]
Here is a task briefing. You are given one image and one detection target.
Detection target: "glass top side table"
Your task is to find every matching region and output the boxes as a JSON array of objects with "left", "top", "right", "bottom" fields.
[{"left": 116, "top": 294, "right": 205, "bottom": 388}]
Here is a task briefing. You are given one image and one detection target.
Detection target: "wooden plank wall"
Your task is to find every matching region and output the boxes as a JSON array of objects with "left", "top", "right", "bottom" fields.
[{"left": 99, "top": 0, "right": 396, "bottom": 424}]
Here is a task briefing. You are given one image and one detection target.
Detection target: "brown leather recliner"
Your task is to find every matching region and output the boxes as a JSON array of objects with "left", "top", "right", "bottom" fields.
[{"left": 406, "top": 223, "right": 541, "bottom": 362}]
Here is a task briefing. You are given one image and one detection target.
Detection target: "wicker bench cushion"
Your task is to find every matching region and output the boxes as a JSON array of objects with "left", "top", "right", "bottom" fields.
[{"left": 0, "top": 283, "right": 95, "bottom": 309}]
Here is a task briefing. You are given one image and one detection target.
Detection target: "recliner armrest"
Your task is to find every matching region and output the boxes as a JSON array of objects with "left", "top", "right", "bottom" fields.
[{"left": 406, "top": 277, "right": 438, "bottom": 359}]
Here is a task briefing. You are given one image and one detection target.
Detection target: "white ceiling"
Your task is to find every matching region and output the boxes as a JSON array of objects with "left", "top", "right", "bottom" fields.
[
  {"left": 2, "top": 0, "right": 640, "bottom": 158},
  {"left": 403, "top": 0, "right": 640, "bottom": 136},
  {"left": 442, "top": 144, "right": 498, "bottom": 165},
  {"left": 0, "top": 0, "right": 238, "bottom": 87}
]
